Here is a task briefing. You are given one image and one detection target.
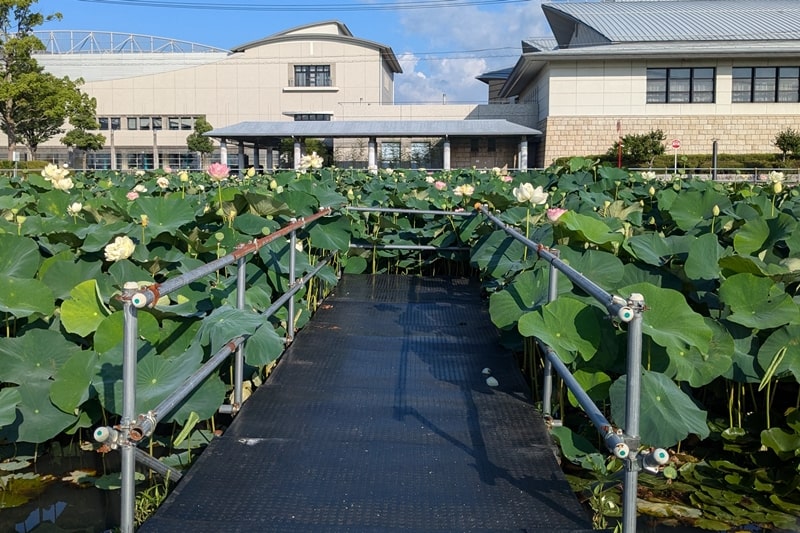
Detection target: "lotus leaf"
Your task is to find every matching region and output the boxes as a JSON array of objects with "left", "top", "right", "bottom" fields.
[
  {"left": 0, "top": 472, "right": 57, "bottom": 509},
  {"left": 665, "top": 317, "right": 734, "bottom": 387},
  {"left": 39, "top": 255, "right": 103, "bottom": 300},
  {"left": 470, "top": 230, "right": 530, "bottom": 278},
  {"left": 733, "top": 216, "right": 769, "bottom": 255},
  {"left": 559, "top": 211, "right": 623, "bottom": 247},
  {"left": 0, "top": 276, "right": 54, "bottom": 318},
  {"left": 557, "top": 247, "right": 624, "bottom": 289},
  {"left": 684, "top": 233, "right": 728, "bottom": 281},
  {"left": 489, "top": 269, "right": 550, "bottom": 330},
  {"left": 128, "top": 196, "right": 200, "bottom": 238},
  {"left": 518, "top": 297, "right": 602, "bottom": 363},
  {"left": 0, "top": 329, "right": 80, "bottom": 383},
  {"left": 6, "top": 381, "right": 79, "bottom": 443},
  {"left": 756, "top": 324, "right": 800, "bottom": 381},
  {"left": 196, "top": 305, "right": 272, "bottom": 352},
  {"left": 60, "top": 279, "right": 112, "bottom": 337},
  {"left": 619, "top": 283, "right": 712, "bottom": 362},
  {"left": 568, "top": 368, "right": 612, "bottom": 407},
  {"left": 94, "top": 310, "right": 161, "bottom": 354},
  {"left": 668, "top": 189, "right": 731, "bottom": 231},
  {"left": 0, "top": 234, "right": 40, "bottom": 278},
  {"left": 0, "top": 388, "right": 22, "bottom": 427},
  {"left": 342, "top": 255, "right": 368, "bottom": 274},
  {"left": 50, "top": 349, "right": 99, "bottom": 414},
  {"left": 77, "top": 221, "right": 134, "bottom": 253},
  {"left": 233, "top": 212, "right": 280, "bottom": 236},
  {"left": 308, "top": 216, "right": 351, "bottom": 251},
  {"left": 720, "top": 273, "right": 799, "bottom": 330},
  {"left": 610, "top": 370, "right": 710, "bottom": 447},
  {"left": 719, "top": 254, "right": 788, "bottom": 277},
  {"left": 243, "top": 323, "right": 285, "bottom": 367}
]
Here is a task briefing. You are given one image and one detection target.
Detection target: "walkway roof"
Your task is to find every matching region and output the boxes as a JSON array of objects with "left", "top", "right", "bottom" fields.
[{"left": 207, "top": 119, "right": 541, "bottom": 145}]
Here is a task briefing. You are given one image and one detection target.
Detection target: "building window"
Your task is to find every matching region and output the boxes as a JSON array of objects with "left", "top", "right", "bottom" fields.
[
  {"left": 470, "top": 139, "right": 480, "bottom": 153},
  {"left": 127, "top": 117, "right": 138, "bottom": 130},
  {"left": 646, "top": 68, "right": 715, "bottom": 103},
  {"left": 733, "top": 67, "right": 800, "bottom": 103},
  {"left": 152, "top": 117, "right": 162, "bottom": 130},
  {"left": 380, "top": 141, "right": 401, "bottom": 168},
  {"left": 293, "top": 113, "right": 332, "bottom": 121},
  {"left": 140, "top": 117, "right": 150, "bottom": 130},
  {"left": 181, "top": 117, "right": 193, "bottom": 130},
  {"left": 294, "top": 65, "right": 331, "bottom": 87},
  {"left": 168, "top": 117, "right": 180, "bottom": 130},
  {"left": 487, "top": 138, "right": 497, "bottom": 152},
  {"left": 410, "top": 142, "right": 431, "bottom": 168}
]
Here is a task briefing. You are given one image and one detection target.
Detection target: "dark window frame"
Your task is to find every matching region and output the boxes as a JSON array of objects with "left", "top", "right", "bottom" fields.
[{"left": 646, "top": 67, "right": 716, "bottom": 104}]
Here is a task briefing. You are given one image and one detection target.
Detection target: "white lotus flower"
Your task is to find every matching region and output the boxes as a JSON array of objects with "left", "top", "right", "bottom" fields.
[
  {"left": 104, "top": 236, "right": 136, "bottom": 262},
  {"left": 513, "top": 183, "right": 547, "bottom": 205}
]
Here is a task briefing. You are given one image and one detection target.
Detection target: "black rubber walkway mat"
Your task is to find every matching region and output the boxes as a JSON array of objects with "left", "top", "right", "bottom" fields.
[{"left": 140, "top": 275, "right": 594, "bottom": 532}]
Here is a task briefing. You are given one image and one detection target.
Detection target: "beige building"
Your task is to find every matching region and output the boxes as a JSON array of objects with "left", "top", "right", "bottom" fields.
[{"left": 30, "top": 21, "right": 538, "bottom": 171}]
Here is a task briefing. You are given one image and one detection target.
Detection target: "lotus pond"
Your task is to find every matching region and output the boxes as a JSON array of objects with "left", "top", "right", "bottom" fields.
[{"left": 1, "top": 159, "right": 799, "bottom": 531}]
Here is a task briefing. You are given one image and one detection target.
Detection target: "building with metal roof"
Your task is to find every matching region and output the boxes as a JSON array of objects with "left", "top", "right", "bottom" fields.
[{"left": 494, "top": 0, "right": 800, "bottom": 165}]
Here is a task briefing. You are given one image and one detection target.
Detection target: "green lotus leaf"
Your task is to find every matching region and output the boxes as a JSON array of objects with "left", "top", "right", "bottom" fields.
[
  {"left": 10, "top": 381, "right": 79, "bottom": 444},
  {"left": 756, "top": 324, "right": 800, "bottom": 382},
  {"left": 489, "top": 268, "right": 570, "bottom": 330},
  {"left": 40, "top": 255, "right": 103, "bottom": 300},
  {"left": 0, "top": 276, "right": 54, "bottom": 318},
  {"left": 550, "top": 425, "right": 602, "bottom": 465},
  {"left": 107, "top": 259, "right": 154, "bottom": 291},
  {"left": 50, "top": 349, "right": 99, "bottom": 414},
  {"left": 719, "top": 254, "right": 788, "bottom": 277},
  {"left": 233, "top": 212, "right": 280, "bottom": 236},
  {"left": 470, "top": 230, "right": 529, "bottom": 278},
  {"left": 76, "top": 221, "right": 134, "bottom": 253},
  {"left": 275, "top": 190, "right": 318, "bottom": 216},
  {"left": 567, "top": 368, "right": 612, "bottom": 407},
  {"left": 518, "top": 298, "right": 602, "bottom": 363},
  {"left": 242, "top": 191, "right": 292, "bottom": 217},
  {"left": 619, "top": 282, "right": 712, "bottom": 360},
  {"left": 760, "top": 428, "right": 800, "bottom": 460},
  {"left": 665, "top": 317, "right": 734, "bottom": 387},
  {"left": 128, "top": 196, "right": 199, "bottom": 237},
  {"left": 0, "top": 387, "right": 22, "bottom": 427},
  {"left": 684, "top": 233, "right": 728, "bottom": 281},
  {"left": 308, "top": 216, "right": 351, "bottom": 251},
  {"left": 342, "top": 255, "right": 367, "bottom": 274},
  {"left": 0, "top": 234, "right": 40, "bottom": 278},
  {"left": 560, "top": 210, "right": 623, "bottom": 246},
  {"left": 0, "top": 329, "right": 81, "bottom": 384},
  {"left": 166, "top": 370, "right": 227, "bottom": 424},
  {"left": 244, "top": 323, "right": 285, "bottom": 367},
  {"left": 558, "top": 247, "right": 624, "bottom": 289},
  {"left": 35, "top": 189, "right": 73, "bottom": 218},
  {"left": 94, "top": 309, "right": 161, "bottom": 354},
  {"left": 196, "top": 305, "right": 270, "bottom": 351},
  {"left": 719, "top": 273, "right": 799, "bottom": 330},
  {"left": 61, "top": 279, "right": 112, "bottom": 337},
  {"left": 668, "top": 189, "right": 731, "bottom": 231},
  {"left": 610, "top": 370, "right": 710, "bottom": 447},
  {"left": 89, "top": 471, "right": 145, "bottom": 491},
  {"left": 733, "top": 216, "right": 769, "bottom": 255}
]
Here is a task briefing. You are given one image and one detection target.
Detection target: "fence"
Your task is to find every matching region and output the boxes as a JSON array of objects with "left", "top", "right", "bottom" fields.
[{"left": 95, "top": 203, "right": 666, "bottom": 533}]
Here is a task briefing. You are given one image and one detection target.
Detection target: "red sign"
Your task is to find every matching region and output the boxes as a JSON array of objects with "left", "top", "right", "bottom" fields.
[{"left": 671, "top": 139, "right": 681, "bottom": 149}]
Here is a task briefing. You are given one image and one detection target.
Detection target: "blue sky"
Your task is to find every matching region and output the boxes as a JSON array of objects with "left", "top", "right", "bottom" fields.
[{"left": 35, "top": 0, "right": 552, "bottom": 103}]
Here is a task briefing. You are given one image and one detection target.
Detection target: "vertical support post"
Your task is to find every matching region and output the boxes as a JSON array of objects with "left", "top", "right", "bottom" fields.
[
  {"left": 152, "top": 130, "right": 159, "bottom": 170},
  {"left": 253, "top": 142, "right": 261, "bottom": 172},
  {"left": 238, "top": 142, "right": 245, "bottom": 175},
  {"left": 622, "top": 292, "right": 645, "bottom": 533},
  {"left": 120, "top": 282, "right": 139, "bottom": 533},
  {"left": 287, "top": 222, "right": 297, "bottom": 343},
  {"left": 219, "top": 139, "right": 228, "bottom": 167},
  {"left": 368, "top": 137, "right": 377, "bottom": 169},
  {"left": 266, "top": 146, "right": 274, "bottom": 172},
  {"left": 293, "top": 139, "right": 302, "bottom": 170},
  {"left": 443, "top": 138, "right": 451, "bottom": 170},
  {"left": 519, "top": 137, "right": 529, "bottom": 171},
  {"left": 712, "top": 139, "right": 718, "bottom": 181},
  {"left": 233, "top": 256, "right": 246, "bottom": 409},
  {"left": 542, "top": 250, "right": 559, "bottom": 417},
  {"left": 110, "top": 128, "right": 117, "bottom": 171}
]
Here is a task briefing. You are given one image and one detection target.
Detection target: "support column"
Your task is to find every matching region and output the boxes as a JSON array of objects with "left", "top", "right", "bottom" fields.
[
  {"left": 110, "top": 128, "right": 117, "bottom": 171},
  {"left": 152, "top": 131, "right": 159, "bottom": 170},
  {"left": 253, "top": 142, "right": 260, "bottom": 172},
  {"left": 266, "top": 146, "right": 274, "bottom": 171},
  {"left": 294, "top": 139, "right": 302, "bottom": 170},
  {"left": 238, "top": 142, "right": 245, "bottom": 174},
  {"left": 368, "top": 137, "right": 377, "bottom": 169},
  {"left": 219, "top": 139, "right": 228, "bottom": 166},
  {"left": 443, "top": 138, "right": 451, "bottom": 170},
  {"left": 519, "top": 137, "right": 529, "bottom": 171}
]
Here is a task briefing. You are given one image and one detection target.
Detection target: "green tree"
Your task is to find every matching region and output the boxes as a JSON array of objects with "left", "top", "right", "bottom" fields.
[
  {"left": 14, "top": 72, "right": 84, "bottom": 158},
  {"left": 186, "top": 116, "right": 214, "bottom": 168},
  {"left": 61, "top": 92, "right": 105, "bottom": 169},
  {"left": 773, "top": 128, "right": 800, "bottom": 161},
  {"left": 606, "top": 129, "right": 666, "bottom": 167},
  {"left": 0, "top": 1, "right": 61, "bottom": 157}
]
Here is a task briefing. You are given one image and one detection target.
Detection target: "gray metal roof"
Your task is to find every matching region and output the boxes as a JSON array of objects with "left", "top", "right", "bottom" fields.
[
  {"left": 207, "top": 120, "right": 540, "bottom": 143},
  {"left": 542, "top": 1, "right": 800, "bottom": 47}
]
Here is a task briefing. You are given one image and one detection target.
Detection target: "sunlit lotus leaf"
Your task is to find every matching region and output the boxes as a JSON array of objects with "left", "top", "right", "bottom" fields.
[
  {"left": 166, "top": 370, "right": 227, "bottom": 424},
  {"left": 342, "top": 255, "right": 367, "bottom": 274},
  {"left": 90, "top": 471, "right": 145, "bottom": 491},
  {"left": 668, "top": 189, "right": 731, "bottom": 231},
  {"left": 0, "top": 387, "right": 22, "bottom": 427},
  {"left": 275, "top": 190, "right": 318, "bottom": 216},
  {"left": 60, "top": 279, "right": 112, "bottom": 337},
  {"left": 0, "top": 329, "right": 80, "bottom": 383},
  {"left": 623, "top": 234, "right": 691, "bottom": 267},
  {"left": 684, "top": 233, "right": 728, "bottom": 281},
  {"left": 756, "top": 324, "right": 800, "bottom": 382},
  {"left": 559, "top": 210, "right": 623, "bottom": 246},
  {"left": 0, "top": 276, "right": 54, "bottom": 318},
  {"left": 13, "top": 381, "right": 79, "bottom": 443},
  {"left": 550, "top": 425, "right": 601, "bottom": 464},
  {"left": 719, "top": 273, "right": 798, "bottom": 330},
  {"left": 0, "top": 234, "right": 40, "bottom": 278},
  {"left": 39, "top": 254, "right": 103, "bottom": 300},
  {"left": 665, "top": 317, "right": 734, "bottom": 387},
  {"left": 243, "top": 191, "right": 292, "bottom": 217},
  {"left": 567, "top": 368, "right": 612, "bottom": 407},
  {"left": 76, "top": 220, "right": 133, "bottom": 253},
  {"left": 558, "top": 247, "right": 624, "bottom": 289},
  {"left": 733, "top": 216, "right": 769, "bottom": 255},
  {"left": 50, "top": 349, "right": 99, "bottom": 414},
  {"left": 761, "top": 427, "right": 800, "bottom": 460},
  {"left": 244, "top": 324, "right": 285, "bottom": 367},
  {"left": 196, "top": 305, "right": 269, "bottom": 351},
  {"left": 518, "top": 298, "right": 602, "bottom": 363},
  {"left": 106, "top": 260, "right": 155, "bottom": 294},
  {"left": 93, "top": 309, "right": 161, "bottom": 354},
  {"left": 289, "top": 178, "right": 346, "bottom": 208},
  {"left": 470, "top": 230, "right": 530, "bottom": 278},
  {"left": 719, "top": 254, "right": 788, "bottom": 277},
  {"left": 244, "top": 284, "right": 273, "bottom": 312},
  {"left": 619, "top": 283, "right": 712, "bottom": 361},
  {"left": 129, "top": 196, "right": 199, "bottom": 237},
  {"left": 308, "top": 216, "right": 351, "bottom": 251},
  {"left": 610, "top": 370, "right": 710, "bottom": 447},
  {"left": 35, "top": 189, "right": 72, "bottom": 217}
]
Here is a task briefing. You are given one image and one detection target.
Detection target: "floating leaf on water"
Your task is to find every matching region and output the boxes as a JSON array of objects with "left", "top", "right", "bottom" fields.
[
  {"left": 0, "top": 459, "right": 30, "bottom": 472},
  {"left": 89, "top": 471, "right": 146, "bottom": 491},
  {"left": 0, "top": 472, "right": 56, "bottom": 509},
  {"left": 62, "top": 469, "right": 96, "bottom": 486}
]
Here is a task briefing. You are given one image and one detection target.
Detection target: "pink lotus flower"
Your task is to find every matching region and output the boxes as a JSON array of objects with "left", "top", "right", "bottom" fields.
[
  {"left": 126, "top": 191, "right": 139, "bottom": 201},
  {"left": 501, "top": 175, "right": 513, "bottom": 183},
  {"left": 434, "top": 180, "right": 447, "bottom": 191},
  {"left": 546, "top": 207, "right": 568, "bottom": 221},
  {"left": 207, "top": 162, "right": 230, "bottom": 182}
]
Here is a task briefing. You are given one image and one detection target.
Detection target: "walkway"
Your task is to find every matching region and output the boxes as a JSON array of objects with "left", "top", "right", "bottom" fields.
[{"left": 139, "top": 275, "right": 594, "bottom": 532}]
